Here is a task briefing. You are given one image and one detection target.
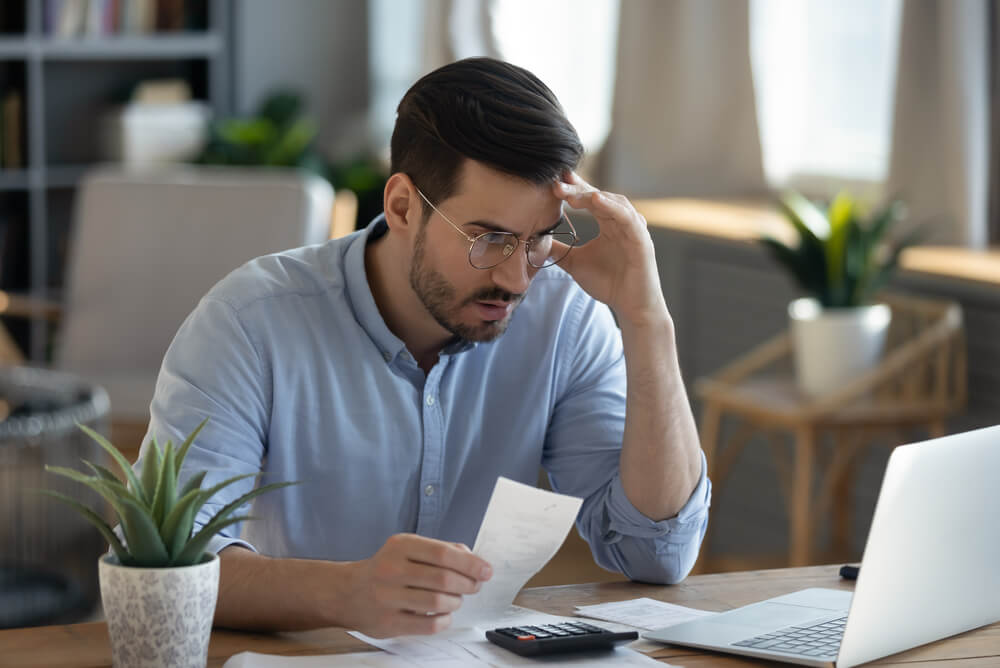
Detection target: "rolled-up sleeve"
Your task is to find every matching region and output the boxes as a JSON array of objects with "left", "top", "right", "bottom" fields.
[
  {"left": 583, "top": 452, "right": 711, "bottom": 583},
  {"left": 133, "top": 294, "right": 272, "bottom": 557},
  {"left": 543, "top": 293, "right": 712, "bottom": 584}
]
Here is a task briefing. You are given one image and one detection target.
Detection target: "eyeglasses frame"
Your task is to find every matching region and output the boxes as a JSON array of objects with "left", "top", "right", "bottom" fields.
[{"left": 414, "top": 186, "right": 577, "bottom": 270}]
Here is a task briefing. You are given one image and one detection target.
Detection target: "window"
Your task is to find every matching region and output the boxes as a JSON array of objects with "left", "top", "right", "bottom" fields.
[
  {"left": 750, "top": 0, "right": 903, "bottom": 191},
  {"left": 369, "top": 0, "right": 620, "bottom": 155},
  {"left": 491, "top": 0, "right": 620, "bottom": 153}
]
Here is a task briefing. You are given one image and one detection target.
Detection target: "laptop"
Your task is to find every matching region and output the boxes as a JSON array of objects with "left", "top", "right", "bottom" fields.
[{"left": 644, "top": 425, "right": 1000, "bottom": 667}]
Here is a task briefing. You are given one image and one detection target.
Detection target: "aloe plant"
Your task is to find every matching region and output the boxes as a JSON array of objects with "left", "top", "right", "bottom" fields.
[
  {"left": 43, "top": 419, "right": 294, "bottom": 568},
  {"left": 761, "top": 191, "right": 920, "bottom": 308}
]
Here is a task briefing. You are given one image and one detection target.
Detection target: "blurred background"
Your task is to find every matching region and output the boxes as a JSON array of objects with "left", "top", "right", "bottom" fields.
[{"left": 0, "top": 0, "right": 997, "bottom": 625}]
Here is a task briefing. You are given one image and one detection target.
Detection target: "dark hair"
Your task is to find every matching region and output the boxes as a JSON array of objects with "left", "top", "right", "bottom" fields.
[{"left": 390, "top": 57, "right": 584, "bottom": 214}]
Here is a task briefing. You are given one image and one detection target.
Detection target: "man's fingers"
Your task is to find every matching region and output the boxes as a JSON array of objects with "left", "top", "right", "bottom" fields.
[
  {"left": 394, "top": 534, "right": 493, "bottom": 582},
  {"left": 403, "top": 561, "right": 482, "bottom": 595}
]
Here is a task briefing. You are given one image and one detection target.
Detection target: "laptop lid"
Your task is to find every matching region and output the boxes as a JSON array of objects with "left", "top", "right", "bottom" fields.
[
  {"left": 645, "top": 425, "right": 1000, "bottom": 667},
  {"left": 837, "top": 424, "right": 1000, "bottom": 666}
]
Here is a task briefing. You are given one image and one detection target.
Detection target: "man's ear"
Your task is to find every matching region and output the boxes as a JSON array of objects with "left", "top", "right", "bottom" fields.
[{"left": 383, "top": 173, "right": 421, "bottom": 234}]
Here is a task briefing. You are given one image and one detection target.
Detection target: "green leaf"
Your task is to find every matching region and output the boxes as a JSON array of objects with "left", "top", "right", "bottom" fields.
[
  {"left": 172, "top": 480, "right": 297, "bottom": 565},
  {"left": 39, "top": 490, "right": 129, "bottom": 562},
  {"left": 83, "top": 461, "right": 122, "bottom": 484},
  {"left": 139, "top": 436, "right": 163, "bottom": 508},
  {"left": 77, "top": 423, "right": 147, "bottom": 508},
  {"left": 161, "top": 497, "right": 195, "bottom": 559},
  {"left": 780, "top": 191, "right": 830, "bottom": 243},
  {"left": 202, "top": 481, "right": 298, "bottom": 529},
  {"left": 825, "top": 192, "right": 854, "bottom": 302},
  {"left": 263, "top": 118, "right": 317, "bottom": 166},
  {"left": 174, "top": 418, "right": 209, "bottom": 474},
  {"left": 151, "top": 443, "right": 177, "bottom": 526},
  {"left": 760, "top": 236, "right": 827, "bottom": 300},
  {"left": 118, "top": 496, "right": 170, "bottom": 567},
  {"left": 173, "top": 515, "right": 253, "bottom": 566},
  {"left": 44, "top": 465, "right": 137, "bottom": 519},
  {"left": 179, "top": 471, "right": 207, "bottom": 497}
]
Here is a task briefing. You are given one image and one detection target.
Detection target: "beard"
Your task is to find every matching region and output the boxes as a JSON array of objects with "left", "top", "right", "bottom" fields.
[{"left": 409, "top": 225, "right": 524, "bottom": 343}]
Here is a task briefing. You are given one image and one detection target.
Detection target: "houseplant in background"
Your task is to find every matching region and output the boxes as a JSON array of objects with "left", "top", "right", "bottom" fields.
[
  {"left": 194, "top": 90, "right": 388, "bottom": 232},
  {"left": 760, "top": 191, "right": 919, "bottom": 396},
  {"left": 43, "top": 420, "right": 294, "bottom": 668}
]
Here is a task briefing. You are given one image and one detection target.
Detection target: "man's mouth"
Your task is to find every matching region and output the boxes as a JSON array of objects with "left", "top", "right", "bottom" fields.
[{"left": 473, "top": 301, "right": 513, "bottom": 321}]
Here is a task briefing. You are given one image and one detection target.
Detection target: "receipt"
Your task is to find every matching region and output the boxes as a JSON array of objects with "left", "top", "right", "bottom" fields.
[{"left": 452, "top": 477, "right": 583, "bottom": 626}]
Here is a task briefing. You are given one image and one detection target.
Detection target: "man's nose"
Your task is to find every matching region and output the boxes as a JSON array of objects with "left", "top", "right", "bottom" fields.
[{"left": 490, "top": 244, "right": 533, "bottom": 295}]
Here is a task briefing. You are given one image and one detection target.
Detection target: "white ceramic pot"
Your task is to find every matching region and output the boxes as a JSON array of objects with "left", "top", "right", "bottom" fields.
[
  {"left": 788, "top": 297, "right": 892, "bottom": 397},
  {"left": 98, "top": 553, "right": 219, "bottom": 668}
]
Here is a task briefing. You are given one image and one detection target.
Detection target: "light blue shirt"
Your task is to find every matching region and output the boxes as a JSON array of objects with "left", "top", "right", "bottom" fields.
[{"left": 142, "top": 217, "right": 711, "bottom": 584}]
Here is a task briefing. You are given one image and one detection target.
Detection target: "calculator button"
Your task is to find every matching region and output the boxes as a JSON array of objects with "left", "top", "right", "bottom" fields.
[
  {"left": 557, "top": 624, "right": 587, "bottom": 635},
  {"left": 494, "top": 628, "right": 520, "bottom": 638},
  {"left": 574, "top": 623, "right": 604, "bottom": 633},
  {"left": 521, "top": 626, "right": 553, "bottom": 638}
]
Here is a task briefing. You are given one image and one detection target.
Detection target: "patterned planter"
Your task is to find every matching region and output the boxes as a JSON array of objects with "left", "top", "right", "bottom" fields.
[{"left": 98, "top": 553, "right": 219, "bottom": 668}]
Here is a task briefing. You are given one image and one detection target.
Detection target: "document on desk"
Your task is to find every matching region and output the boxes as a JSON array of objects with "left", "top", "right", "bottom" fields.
[
  {"left": 224, "top": 651, "right": 414, "bottom": 667},
  {"left": 574, "top": 597, "right": 717, "bottom": 630},
  {"left": 352, "top": 606, "right": 670, "bottom": 666},
  {"left": 452, "top": 476, "right": 583, "bottom": 626}
]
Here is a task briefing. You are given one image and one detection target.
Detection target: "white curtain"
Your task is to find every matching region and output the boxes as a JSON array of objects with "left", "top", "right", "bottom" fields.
[
  {"left": 598, "top": 0, "right": 767, "bottom": 198},
  {"left": 368, "top": 0, "right": 619, "bottom": 158},
  {"left": 886, "top": 0, "right": 991, "bottom": 247}
]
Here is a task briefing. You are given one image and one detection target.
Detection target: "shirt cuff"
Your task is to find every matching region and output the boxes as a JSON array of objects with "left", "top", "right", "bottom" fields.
[
  {"left": 602, "top": 450, "right": 711, "bottom": 543},
  {"left": 206, "top": 535, "right": 258, "bottom": 556}
]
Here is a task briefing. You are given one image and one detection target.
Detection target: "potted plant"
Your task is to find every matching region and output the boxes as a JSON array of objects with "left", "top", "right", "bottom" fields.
[
  {"left": 761, "top": 191, "right": 918, "bottom": 396},
  {"left": 42, "top": 419, "right": 294, "bottom": 668},
  {"left": 194, "top": 90, "right": 389, "bottom": 232}
]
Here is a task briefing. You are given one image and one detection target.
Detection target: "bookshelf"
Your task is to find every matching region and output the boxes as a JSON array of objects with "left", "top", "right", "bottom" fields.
[{"left": 0, "top": 0, "right": 232, "bottom": 361}]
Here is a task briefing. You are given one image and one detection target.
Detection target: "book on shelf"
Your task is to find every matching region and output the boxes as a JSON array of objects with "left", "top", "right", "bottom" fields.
[
  {"left": 1, "top": 90, "right": 22, "bottom": 170},
  {"left": 45, "top": 0, "right": 198, "bottom": 37}
]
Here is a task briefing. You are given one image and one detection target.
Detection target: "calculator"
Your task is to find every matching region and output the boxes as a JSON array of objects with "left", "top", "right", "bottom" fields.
[{"left": 485, "top": 621, "right": 639, "bottom": 656}]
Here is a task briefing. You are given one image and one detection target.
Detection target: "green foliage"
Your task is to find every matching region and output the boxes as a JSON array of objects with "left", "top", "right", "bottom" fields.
[
  {"left": 196, "top": 90, "right": 326, "bottom": 174},
  {"left": 760, "top": 191, "right": 920, "bottom": 308},
  {"left": 194, "top": 90, "right": 389, "bottom": 230},
  {"left": 43, "top": 419, "right": 295, "bottom": 568}
]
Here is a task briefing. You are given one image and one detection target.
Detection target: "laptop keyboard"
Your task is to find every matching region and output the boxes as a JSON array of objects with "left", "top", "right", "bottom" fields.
[{"left": 732, "top": 615, "right": 847, "bottom": 658}]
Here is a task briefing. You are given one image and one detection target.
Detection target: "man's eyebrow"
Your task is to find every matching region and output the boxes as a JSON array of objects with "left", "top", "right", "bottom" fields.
[{"left": 465, "top": 216, "right": 564, "bottom": 236}]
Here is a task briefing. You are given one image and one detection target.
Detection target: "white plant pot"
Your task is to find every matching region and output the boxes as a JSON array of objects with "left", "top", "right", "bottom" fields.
[
  {"left": 98, "top": 553, "right": 219, "bottom": 668},
  {"left": 789, "top": 298, "right": 892, "bottom": 397}
]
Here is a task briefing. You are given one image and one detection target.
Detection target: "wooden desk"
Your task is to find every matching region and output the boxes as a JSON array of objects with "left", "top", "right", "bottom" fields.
[{"left": 2, "top": 565, "right": 997, "bottom": 667}]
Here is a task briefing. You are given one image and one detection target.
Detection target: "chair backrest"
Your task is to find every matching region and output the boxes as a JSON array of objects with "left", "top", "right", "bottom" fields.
[{"left": 55, "top": 166, "right": 334, "bottom": 419}]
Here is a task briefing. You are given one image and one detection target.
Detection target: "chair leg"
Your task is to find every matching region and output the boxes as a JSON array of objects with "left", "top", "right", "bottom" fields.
[
  {"left": 789, "top": 425, "right": 817, "bottom": 567},
  {"left": 830, "top": 431, "right": 858, "bottom": 561}
]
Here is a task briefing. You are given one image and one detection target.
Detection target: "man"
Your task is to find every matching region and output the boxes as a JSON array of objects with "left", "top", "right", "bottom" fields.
[{"left": 144, "top": 57, "right": 710, "bottom": 638}]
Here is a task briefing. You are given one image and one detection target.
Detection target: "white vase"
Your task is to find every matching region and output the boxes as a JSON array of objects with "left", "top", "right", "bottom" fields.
[
  {"left": 98, "top": 553, "right": 219, "bottom": 668},
  {"left": 788, "top": 297, "right": 892, "bottom": 397}
]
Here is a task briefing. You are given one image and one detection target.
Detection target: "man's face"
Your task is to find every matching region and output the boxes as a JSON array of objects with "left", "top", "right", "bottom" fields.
[{"left": 408, "top": 161, "right": 565, "bottom": 343}]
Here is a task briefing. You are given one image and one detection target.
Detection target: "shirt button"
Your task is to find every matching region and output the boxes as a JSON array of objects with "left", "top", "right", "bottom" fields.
[
  {"left": 426, "top": 395, "right": 436, "bottom": 407},
  {"left": 424, "top": 484, "right": 435, "bottom": 496},
  {"left": 382, "top": 351, "right": 391, "bottom": 362}
]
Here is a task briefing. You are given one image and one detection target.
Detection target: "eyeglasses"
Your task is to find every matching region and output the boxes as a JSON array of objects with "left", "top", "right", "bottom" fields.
[{"left": 415, "top": 187, "right": 577, "bottom": 270}]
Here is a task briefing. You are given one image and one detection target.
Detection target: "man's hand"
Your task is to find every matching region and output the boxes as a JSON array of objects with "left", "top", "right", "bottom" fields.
[
  {"left": 214, "top": 536, "right": 491, "bottom": 634},
  {"left": 552, "top": 172, "right": 668, "bottom": 326},
  {"left": 346, "top": 533, "right": 493, "bottom": 638}
]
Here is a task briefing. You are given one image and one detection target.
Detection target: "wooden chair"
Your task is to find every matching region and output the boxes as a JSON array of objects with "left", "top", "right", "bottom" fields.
[{"left": 696, "top": 292, "right": 966, "bottom": 570}]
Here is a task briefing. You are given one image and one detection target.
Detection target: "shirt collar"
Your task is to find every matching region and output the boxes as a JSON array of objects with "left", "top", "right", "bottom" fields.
[{"left": 344, "top": 215, "right": 476, "bottom": 365}]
